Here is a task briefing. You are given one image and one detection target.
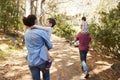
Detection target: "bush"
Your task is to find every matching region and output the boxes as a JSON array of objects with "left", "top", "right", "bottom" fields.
[
  {"left": 53, "top": 14, "right": 76, "bottom": 41},
  {"left": 0, "top": 0, "right": 20, "bottom": 32},
  {"left": 89, "top": 2, "right": 120, "bottom": 58}
]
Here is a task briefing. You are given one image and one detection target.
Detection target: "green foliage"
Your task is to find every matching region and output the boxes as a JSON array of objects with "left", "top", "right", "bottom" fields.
[
  {"left": 0, "top": 0, "right": 20, "bottom": 32},
  {"left": 53, "top": 14, "right": 76, "bottom": 41},
  {"left": 89, "top": 2, "right": 120, "bottom": 58}
]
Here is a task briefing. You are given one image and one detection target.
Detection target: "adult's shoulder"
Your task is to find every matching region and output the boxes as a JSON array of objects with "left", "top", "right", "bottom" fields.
[{"left": 30, "top": 28, "right": 46, "bottom": 35}]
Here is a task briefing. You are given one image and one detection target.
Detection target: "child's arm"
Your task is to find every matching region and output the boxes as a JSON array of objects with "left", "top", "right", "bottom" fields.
[{"left": 34, "top": 25, "right": 52, "bottom": 36}]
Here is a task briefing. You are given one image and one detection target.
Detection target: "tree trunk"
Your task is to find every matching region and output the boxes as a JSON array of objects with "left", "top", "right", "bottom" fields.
[
  {"left": 25, "top": 0, "right": 45, "bottom": 24},
  {"left": 36, "top": 0, "right": 45, "bottom": 25},
  {"left": 25, "top": 0, "right": 31, "bottom": 17},
  {"left": 36, "top": 0, "right": 42, "bottom": 24}
]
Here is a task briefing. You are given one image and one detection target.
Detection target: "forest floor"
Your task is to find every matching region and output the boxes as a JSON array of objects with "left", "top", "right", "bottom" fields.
[{"left": 0, "top": 34, "right": 120, "bottom": 80}]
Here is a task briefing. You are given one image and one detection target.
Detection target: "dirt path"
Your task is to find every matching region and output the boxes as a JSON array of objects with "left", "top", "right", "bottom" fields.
[{"left": 0, "top": 35, "right": 120, "bottom": 80}]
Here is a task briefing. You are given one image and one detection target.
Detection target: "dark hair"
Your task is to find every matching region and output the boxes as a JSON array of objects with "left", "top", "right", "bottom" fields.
[
  {"left": 22, "top": 14, "right": 37, "bottom": 27},
  {"left": 82, "top": 16, "right": 86, "bottom": 21},
  {"left": 47, "top": 18, "right": 56, "bottom": 27}
]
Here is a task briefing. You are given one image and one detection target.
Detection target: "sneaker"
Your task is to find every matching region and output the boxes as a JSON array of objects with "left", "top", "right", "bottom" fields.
[{"left": 84, "top": 72, "right": 89, "bottom": 78}]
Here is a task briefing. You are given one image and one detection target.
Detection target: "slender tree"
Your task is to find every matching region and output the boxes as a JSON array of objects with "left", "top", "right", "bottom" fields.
[{"left": 25, "top": 0, "right": 31, "bottom": 17}]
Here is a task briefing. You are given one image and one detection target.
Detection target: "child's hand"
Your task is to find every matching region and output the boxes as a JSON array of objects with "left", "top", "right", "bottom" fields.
[{"left": 48, "top": 56, "right": 52, "bottom": 60}]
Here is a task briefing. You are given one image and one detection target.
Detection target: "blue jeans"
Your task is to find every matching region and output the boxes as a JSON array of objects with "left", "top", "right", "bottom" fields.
[
  {"left": 80, "top": 50, "right": 88, "bottom": 72},
  {"left": 29, "top": 62, "right": 50, "bottom": 80}
]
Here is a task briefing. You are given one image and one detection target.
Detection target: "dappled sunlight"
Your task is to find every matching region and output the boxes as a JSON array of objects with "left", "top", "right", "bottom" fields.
[
  {"left": 3, "top": 60, "right": 24, "bottom": 66},
  {"left": 95, "top": 61, "right": 112, "bottom": 65},
  {"left": 4, "top": 71, "right": 16, "bottom": 78},
  {"left": 0, "top": 35, "right": 9, "bottom": 41},
  {"left": 69, "top": 46, "right": 78, "bottom": 52},
  {"left": 57, "top": 54, "right": 67, "bottom": 57},
  {"left": 50, "top": 50, "right": 59, "bottom": 54},
  {"left": 70, "top": 74, "right": 85, "bottom": 80},
  {"left": 87, "top": 56, "right": 92, "bottom": 60},
  {"left": 0, "top": 34, "right": 119, "bottom": 80},
  {"left": 4, "top": 68, "right": 30, "bottom": 80},
  {"left": 66, "top": 62, "right": 74, "bottom": 66},
  {"left": 50, "top": 49, "right": 70, "bottom": 55},
  {"left": 87, "top": 52, "right": 92, "bottom": 57},
  {"left": 70, "top": 55, "right": 79, "bottom": 60},
  {"left": 51, "top": 35, "right": 66, "bottom": 42},
  {"left": 11, "top": 65, "right": 28, "bottom": 71},
  {"left": 0, "top": 44, "right": 9, "bottom": 50},
  {"left": 50, "top": 66, "right": 58, "bottom": 74},
  {"left": 20, "top": 74, "right": 31, "bottom": 80},
  {"left": 92, "top": 61, "right": 113, "bottom": 74},
  {"left": 87, "top": 53, "right": 93, "bottom": 60},
  {"left": 70, "top": 73, "right": 89, "bottom": 80},
  {"left": 11, "top": 66, "right": 24, "bottom": 70},
  {"left": 54, "top": 58, "right": 62, "bottom": 62}
]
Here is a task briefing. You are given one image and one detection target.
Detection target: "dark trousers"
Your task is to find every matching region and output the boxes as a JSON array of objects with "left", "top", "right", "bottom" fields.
[
  {"left": 80, "top": 50, "right": 88, "bottom": 72},
  {"left": 29, "top": 62, "right": 50, "bottom": 80}
]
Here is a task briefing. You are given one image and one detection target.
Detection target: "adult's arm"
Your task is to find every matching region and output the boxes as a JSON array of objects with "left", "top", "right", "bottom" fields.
[
  {"left": 40, "top": 30, "right": 53, "bottom": 50},
  {"left": 74, "top": 32, "right": 80, "bottom": 42}
]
